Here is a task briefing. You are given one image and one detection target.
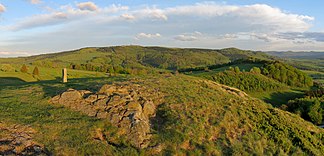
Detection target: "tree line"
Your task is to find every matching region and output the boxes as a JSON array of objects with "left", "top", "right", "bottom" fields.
[{"left": 208, "top": 68, "right": 286, "bottom": 92}]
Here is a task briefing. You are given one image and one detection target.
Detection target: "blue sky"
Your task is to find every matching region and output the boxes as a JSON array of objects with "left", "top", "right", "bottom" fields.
[{"left": 1, "top": 0, "right": 324, "bottom": 57}]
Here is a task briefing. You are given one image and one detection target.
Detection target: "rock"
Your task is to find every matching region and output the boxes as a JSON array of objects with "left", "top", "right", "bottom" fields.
[
  {"left": 0, "top": 122, "right": 47, "bottom": 155},
  {"left": 85, "top": 95, "right": 98, "bottom": 103},
  {"left": 143, "top": 101, "right": 156, "bottom": 117},
  {"left": 96, "top": 112, "right": 109, "bottom": 119},
  {"left": 50, "top": 82, "right": 164, "bottom": 149},
  {"left": 97, "top": 94, "right": 107, "bottom": 100},
  {"left": 58, "top": 90, "right": 82, "bottom": 105},
  {"left": 78, "top": 90, "right": 92, "bottom": 97},
  {"left": 94, "top": 98, "right": 109, "bottom": 111},
  {"left": 127, "top": 102, "right": 142, "bottom": 112},
  {"left": 98, "top": 85, "right": 116, "bottom": 95},
  {"left": 51, "top": 95, "right": 60, "bottom": 103}
]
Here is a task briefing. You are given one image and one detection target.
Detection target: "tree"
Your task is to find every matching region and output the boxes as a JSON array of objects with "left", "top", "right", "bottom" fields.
[
  {"left": 250, "top": 67, "right": 261, "bottom": 74},
  {"left": 234, "top": 66, "right": 240, "bottom": 73},
  {"left": 33, "top": 66, "right": 39, "bottom": 76},
  {"left": 228, "top": 67, "right": 235, "bottom": 72},
  {"left": 308, "top": 100, "right": 323, "bottom": 124},
  {"left": 20, "top": 64, "right": 28, "bottom": 73}
]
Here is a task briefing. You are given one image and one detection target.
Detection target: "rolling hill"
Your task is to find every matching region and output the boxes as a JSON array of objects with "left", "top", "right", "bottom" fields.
[
  {"left": 0, "top": 46, "right": 323, "bottom": 155},
  {"left": 0, "top": 74, "right": 324, "bottom": 155}
]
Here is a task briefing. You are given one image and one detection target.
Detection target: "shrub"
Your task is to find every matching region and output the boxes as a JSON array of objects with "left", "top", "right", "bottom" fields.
[
  {"left": 20, "top": 64, "right": 28, "bottom": 73},
  {"left": 33, "top": 66, "right": 40, "bottom": 76}
]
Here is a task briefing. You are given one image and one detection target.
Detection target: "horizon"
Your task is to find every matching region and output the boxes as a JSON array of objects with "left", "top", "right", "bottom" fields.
[
  {"left": 1, "top": 0, "right": 324, "bottom": 57},
  {"left": 2, "top": 44, "right": 324, "bottom": 58}
]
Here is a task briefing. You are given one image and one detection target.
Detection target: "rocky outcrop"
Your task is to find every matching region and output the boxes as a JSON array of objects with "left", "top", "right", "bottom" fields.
[
  {"left": 0, "top": 122, "right": 48, "bottom": 155},
  {"left": 51, "top": 83, "right": 164, "bottom": 149}
]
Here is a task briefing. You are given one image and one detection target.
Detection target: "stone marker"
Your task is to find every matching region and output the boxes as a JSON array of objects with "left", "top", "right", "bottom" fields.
[{"left": 62, "top": 68, "right": 67, "bottom": 83}]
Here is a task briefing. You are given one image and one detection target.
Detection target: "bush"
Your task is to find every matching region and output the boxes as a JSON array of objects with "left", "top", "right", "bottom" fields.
[
  {"left": 20, "top": 64, "right": 28, "bottom": 73},
  {"left": 33, "top": 66, "right": 40, "bottom": 76},
  {"left": 286, "top": 97, "right": 324, "bottom": 124},
  {"left": 208, "top": 71, "right": 286, "bottom": 92},
  {"left": 0, "top": 64, "right": 15, "bottom": 72}
]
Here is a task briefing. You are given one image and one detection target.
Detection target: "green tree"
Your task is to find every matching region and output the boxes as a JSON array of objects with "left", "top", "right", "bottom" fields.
[
  {"left": 250, "top": 67, "right": 261, "bottom": 74},
  {"left": 228, "top": 67, "right": 235, "bottom": 72},
  {"left": 234, "top": 66, "right": 240, "bottom": 73},
  {"left": 32, "top": 66, "right": 39, "bottom": 76},
  {"left": 20, "top": 64, "right": 28, "bottom": 73},
  {"left": 308, "top": 100, "right": 323, "bottom": 124}
]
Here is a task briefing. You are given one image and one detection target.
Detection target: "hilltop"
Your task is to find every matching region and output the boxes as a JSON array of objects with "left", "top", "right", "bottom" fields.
[
  {"left": 1, "top": 74, "right": 324, "bottom": 155},
  {"left": 0, "top": 46, "right": 323, "bottom": 155}
]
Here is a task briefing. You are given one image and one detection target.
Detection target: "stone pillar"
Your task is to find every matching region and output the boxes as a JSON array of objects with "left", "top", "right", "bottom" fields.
[{"left": 62, "top": 68, "right": 67, "bottom": 83}]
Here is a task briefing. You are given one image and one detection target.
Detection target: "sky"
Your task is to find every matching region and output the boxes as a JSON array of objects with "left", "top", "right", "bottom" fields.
[{"left": 1, "top": 0, "right": 324, "bottom": 57}]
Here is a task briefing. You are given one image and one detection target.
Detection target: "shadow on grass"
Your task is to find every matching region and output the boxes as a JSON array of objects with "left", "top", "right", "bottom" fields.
[
  {"left": 263, "top": 90, "right": 304, "bottom": 107},
  {"left": 0, "top": 76, "right": 129, "bottom": 98},
  {"left": 0, "top": 77, "right": 26, "bottom": 85}
]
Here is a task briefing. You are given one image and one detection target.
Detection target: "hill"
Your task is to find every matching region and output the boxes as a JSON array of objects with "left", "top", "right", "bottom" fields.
[
  {"left": 266, "top": 51, "right": 324, "bottom": 59},
  {"left": 0, "top": 74, "right": 324, "bottom": 155},
  {"left": 1, "top": 46, "right": 323, "bottom": 155},
  {"left": 0, "top": 46, "right": 274, "bottom": 72}
]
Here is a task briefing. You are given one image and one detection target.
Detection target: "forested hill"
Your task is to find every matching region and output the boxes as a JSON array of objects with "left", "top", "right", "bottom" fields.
[
  {"left": 0, "top": 46, "right": 275, "bottom": 71},
  {"left": 266, "top": 51, "right": 324, "bottom": 59}
]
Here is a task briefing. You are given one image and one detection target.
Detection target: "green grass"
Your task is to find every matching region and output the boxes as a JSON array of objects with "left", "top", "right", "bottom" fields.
[
  {"left": 0, "top": 66, "right": 107, "bottom": 82},
  {"left": 249, "top": 89, "right": 305, "bottom": 107},
  {"left": 0, "top": 75, "right": 323, "bottom": 155}
]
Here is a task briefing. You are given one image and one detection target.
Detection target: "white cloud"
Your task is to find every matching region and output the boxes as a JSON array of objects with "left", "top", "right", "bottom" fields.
[
  {"left": 120, "top": 14, "right": 135, "bottom": 20},
  {"left": 174, "top": 35, "right": 197, "bottom": 41},
  {"left": 132, "top": 7, "right": 168, "bottom": 21},
  {"left": 77, "top": 2, "right": 98, "bottom": 11},
  {"left": 0, "top": 51, "right": 30, "bottom": 56},
  {"left": 164, "top": 3, "right": 313, "bottom": 33},
  {"left": 0, "top": 3, "right": 6, "bottom": 13},
  {"left": 1, "top": 2, "right": 322, "bottom": 53},
  {"left": 222, "top": 34, "right": 238, "bottom": 39},
  {"left": 174, "top": 31, "right": 202, "bottom": 41},
  {"left": 29, "top": 0, "right": 41, "bottom": 4},
  {"left": 135, "top": 33, "right": 161, "bottom": 40},
  {"left": 250, "top": 33, "right": 274, "bottom": 42},
  {"left": 8, "top": 12, "right": 68, "bottom": 31}
]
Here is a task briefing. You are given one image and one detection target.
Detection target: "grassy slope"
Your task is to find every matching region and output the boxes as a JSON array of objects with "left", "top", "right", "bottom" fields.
[
  {"left": 0, "top": 46, "right": 274, "bottom": 70},
  {"left": 0, "top": 75, "right": 323, "bottom": 155},
  {"left": 0, "top": 65, "right": 106, "bottom": 82}
]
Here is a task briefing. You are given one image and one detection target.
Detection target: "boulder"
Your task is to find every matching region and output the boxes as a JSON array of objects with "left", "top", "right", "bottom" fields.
[
  {"left": 98, "top": 84, "right": 116, "bottom": 95},
  {"left": 58, "top": 90, "right": 82, "bottom": 105},
  {"left": 143, "top": 101, "right": 156, "bottom": 117}
]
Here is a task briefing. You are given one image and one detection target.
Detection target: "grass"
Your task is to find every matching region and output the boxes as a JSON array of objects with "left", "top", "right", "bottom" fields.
[
  {"left": 0, "top": 74, "right": 323, "bottom": 155},
  {"left": 0, "top": 77, "right": 137, "bottom": 155},
  {"left": 249, "top": 89, "right": 305, "bottom": 107},
  {"left": 0, "top": 66, "right": 107, "bottom": 82}
]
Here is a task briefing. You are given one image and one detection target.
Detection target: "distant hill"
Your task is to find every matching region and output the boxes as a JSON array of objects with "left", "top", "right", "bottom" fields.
[
  {"left": 0, "top": 46, "right": 275, "bottom": 71},
  {"left": 266, "top": 51, "right": 324, "bottom": 59}
]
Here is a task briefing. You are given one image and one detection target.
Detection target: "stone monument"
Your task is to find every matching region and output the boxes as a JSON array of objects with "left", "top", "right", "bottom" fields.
[{"left": 62, "top": 68, "right": 67, "bottom": 83}]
